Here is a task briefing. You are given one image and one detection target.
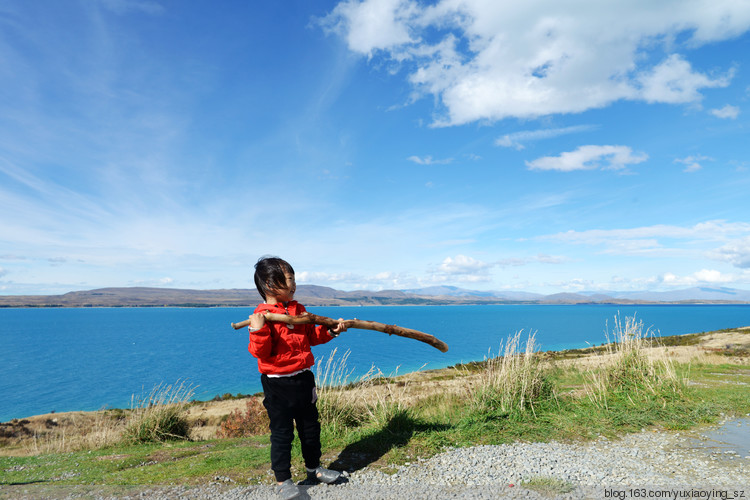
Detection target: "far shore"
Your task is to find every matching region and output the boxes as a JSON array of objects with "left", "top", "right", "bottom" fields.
[{"left": 2, "top": 285, "right": 750, "bottom": 307}]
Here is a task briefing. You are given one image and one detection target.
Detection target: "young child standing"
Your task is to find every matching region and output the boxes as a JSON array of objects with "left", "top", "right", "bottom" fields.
[{"left": 246, "top": 256, "right": 346, "bottom": 500}]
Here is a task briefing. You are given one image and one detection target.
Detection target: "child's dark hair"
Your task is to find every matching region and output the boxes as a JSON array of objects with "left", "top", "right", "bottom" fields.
[{"left": 254, "top": 256, "right": 294, "bottom": 301}]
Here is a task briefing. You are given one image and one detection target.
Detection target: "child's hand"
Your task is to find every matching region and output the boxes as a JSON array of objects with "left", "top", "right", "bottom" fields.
[
  {"left": 248, "top": 312, "right": 266, "bottom": 331},
  {"left": 331, "top": 318, "right": 347, "bottom": 334}
]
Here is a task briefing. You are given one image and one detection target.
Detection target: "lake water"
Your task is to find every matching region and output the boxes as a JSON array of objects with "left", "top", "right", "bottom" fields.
[{"left": 1, "top": 304, "right": 749, "bottom": 422}]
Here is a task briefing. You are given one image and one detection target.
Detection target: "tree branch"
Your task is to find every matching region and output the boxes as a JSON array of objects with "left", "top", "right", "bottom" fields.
[{"left": 232, "top": 312, "right": 448, "bottom": 352}]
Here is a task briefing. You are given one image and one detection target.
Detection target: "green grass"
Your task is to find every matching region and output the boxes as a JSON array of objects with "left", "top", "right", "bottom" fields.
[
  {"left": 2, "top": 365, "right": 747, "bottom": 486},
  {"left": 1, "top": 437, "right": 272, "bottom": 485},
  {"left": 2, "top": 322, "right": 750, "bottom": 488},
  {"left": 522, "top": 476, "right": 575, "bottom": 496}
]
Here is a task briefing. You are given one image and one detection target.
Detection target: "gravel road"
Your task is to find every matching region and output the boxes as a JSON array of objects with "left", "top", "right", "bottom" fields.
[{"left": 3, "top": 421, "right": 749, "bottom": 500}]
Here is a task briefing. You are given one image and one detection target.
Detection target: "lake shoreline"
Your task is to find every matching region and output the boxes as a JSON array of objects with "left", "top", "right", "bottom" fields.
[
  {"left": 2, "top": 326, "right": 748, "bottom": 450},
  {"left": 5, "top": 304, "right": 749, "bottom": 424}
]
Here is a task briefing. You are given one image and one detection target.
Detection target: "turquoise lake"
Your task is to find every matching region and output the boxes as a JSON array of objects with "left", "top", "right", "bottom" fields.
[{"left": 1, "top": 304, "right": 749, "bottom": 422}]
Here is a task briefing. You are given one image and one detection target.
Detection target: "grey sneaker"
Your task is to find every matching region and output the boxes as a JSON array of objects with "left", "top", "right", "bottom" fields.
[
  {"left": 307, "top": 466, "right": 341, "bottom": 484},
  {"left": 276, "top": 479, "right": 300, "bottom": 500}
]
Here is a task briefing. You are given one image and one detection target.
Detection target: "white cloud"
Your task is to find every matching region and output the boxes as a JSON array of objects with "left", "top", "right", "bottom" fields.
[
  {"left": 534, "top": 254, "right": 567, "bottom": 264},
  {"left": 495, "top": 125, "right": 596, "bottom": 150},
  {"left": 322, "top": 0, "right": 748, "bottom": 125},
  {"left": 659, "top": 269, "right": 735, "bottom": 286},
  {"left": 710, "top": 104, "right": 740, "bottom": 119},
  {"left": 552, "top": 221, "right": 750, "bottom": 242},
  {"left": 496, "top": 254, "right": 568, "bottom": 266},
  {"left": 637, "top": 54, "right": 731, "bottom": 104},
  {"left": 541, "top": 220, "right": 750, "bottom": 256},
  {"left": 320, "top": 0, "right": 418, "bottom": 57},
  {"left": 129, "top": 276, "right": 175, "bottom": 287},
  {"left": 296, "top": 271, "right": 363, "bottom": 284},
  {"left": 713, "top": 237, "right": 750, "bottom": 269},
  {"left": 439, "top": 255, "right": 490, "bottom": 274},
  {"left": 539, "top": 269, "right": 750, "bottom": 293},
  {"left": 432, "top": 255, "right": 492, "bottom": 283},
  {"left": 674, "top": 154, "right": 713, "bottom": 172},
  {"left": 0, "top": 267, "right": 7, "bottom": 278},
  {"left": 407, "top": 155, "right": 454, "bottom": 165},
  {"left": 297, "top": 270, "right": 417, "bottom": 290},
  {"left": 555, "top": 278, "right": 593, "bottom": 292},
  {"left": 692, "top": 269, "right": 728, "bottom": 283},
  {"left": 526, "top": 145, "right": 648, "bottom": 172}
]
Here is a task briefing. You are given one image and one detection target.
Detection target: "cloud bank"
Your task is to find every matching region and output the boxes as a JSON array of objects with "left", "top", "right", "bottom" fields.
[{"left": 322, "top": 0, "right": 748, "bottom": 125}]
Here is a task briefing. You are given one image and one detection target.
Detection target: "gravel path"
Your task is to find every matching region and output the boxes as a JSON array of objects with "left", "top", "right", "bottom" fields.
[{"left": 3, "top": 423, "right": 749, "bottom": 500}]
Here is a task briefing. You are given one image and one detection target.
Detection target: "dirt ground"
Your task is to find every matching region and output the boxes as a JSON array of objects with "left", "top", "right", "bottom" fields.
[{"left": 2, "top": 327, "right": 748, "bottom": 456}]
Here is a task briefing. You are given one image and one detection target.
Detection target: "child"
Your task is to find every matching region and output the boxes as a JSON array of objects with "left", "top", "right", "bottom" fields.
[{"left": 246, "top": 256, "right": 346, "bottom": 499}]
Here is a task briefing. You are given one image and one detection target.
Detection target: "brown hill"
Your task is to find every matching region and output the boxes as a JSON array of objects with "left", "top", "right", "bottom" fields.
[
  {"left": 1, "top": 286, "right": 747, "bottom": 308},
  {"left": 0, "top": 286, "right": 458, "bottom": 307}
]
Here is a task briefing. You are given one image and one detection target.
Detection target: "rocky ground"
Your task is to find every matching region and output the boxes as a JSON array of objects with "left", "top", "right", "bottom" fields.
[{"left": 3, "top": 422, "right": 749, "bottom": 499}]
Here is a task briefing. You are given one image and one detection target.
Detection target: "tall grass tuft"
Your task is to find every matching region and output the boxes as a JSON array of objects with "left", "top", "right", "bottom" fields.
[
  {"left": 316, "top": 348, "right": 414, "bottom": 433},
  {"left": 122, "top": 381, "right": 195, "bottom": 443},
  {"left": 315, "top": 348, "right": 368, "bottom": 431},
  {"left": 470, "top": 330, "right": 555, "bottom": 417},
  {"left": 360, "top": 365, "right": 413, "bottom": 431},
  {"left": 584, "top": 315, "right": 684, "bottom": 409}
]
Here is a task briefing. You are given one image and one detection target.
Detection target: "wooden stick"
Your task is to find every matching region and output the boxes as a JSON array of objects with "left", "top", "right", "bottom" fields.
[{"left": 231, "top": 312, "right": 448, "bottom": 353}]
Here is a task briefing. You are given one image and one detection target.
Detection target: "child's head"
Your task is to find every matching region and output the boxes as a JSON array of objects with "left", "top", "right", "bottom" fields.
[{"left": 254, "top": 256, "right": 296, "bottom": 303}]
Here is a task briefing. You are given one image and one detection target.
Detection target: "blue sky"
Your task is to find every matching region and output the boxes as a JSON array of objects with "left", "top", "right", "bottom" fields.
[{"left": 1, "top": 0, "right": 749, "bottom": 295}]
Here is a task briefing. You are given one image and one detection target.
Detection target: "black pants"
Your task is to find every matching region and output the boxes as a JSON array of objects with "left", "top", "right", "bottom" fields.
[{"left": 260, "top": 370, "right": 321, "bottom": 482}]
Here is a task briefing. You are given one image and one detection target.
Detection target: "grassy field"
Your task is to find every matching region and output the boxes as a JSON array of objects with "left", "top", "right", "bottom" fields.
[{"left": 1, "top": 319, "right": 748, "bottom": 487}]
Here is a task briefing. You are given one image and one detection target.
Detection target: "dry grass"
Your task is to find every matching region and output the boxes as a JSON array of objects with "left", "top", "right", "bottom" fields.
[
  {"left": 549, "top": 326, "right": 750, "bottom": 370},
  {"left": 469, "top": 330, "right": 555, "bottom": 415},
  {"left": 122, "top": 381, "right": 195, "bottom": 443},
  {"left": 583, "top": 315, "right": 683, "bottom": 409},
  {"left": 0, "top": 408, "right": 134, "bottom": 456},
  {"left": 315, "top": 347, "right": 416, "bottom": 431},
  {"left": 315, "top": 347, "right": 369, "bottom": 430},
  {"left": 185, "top": 398, "right": 252, "bottom": 440},
  {"left": 1, "top": 381, "right": 196, "bottom": 454},
  {"left": 27, "top": 411, "right": 124, "bottom": 455}
]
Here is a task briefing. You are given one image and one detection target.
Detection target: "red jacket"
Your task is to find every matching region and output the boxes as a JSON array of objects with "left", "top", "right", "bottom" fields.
[{"left": 247, "top": 300, "right": 334, "bottom": 375}]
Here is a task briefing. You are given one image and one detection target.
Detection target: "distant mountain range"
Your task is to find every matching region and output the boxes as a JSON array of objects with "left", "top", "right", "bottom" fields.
[
  {"left": 1, "top": 285, "right": 750, "bottom": 307},
  {"left": 404, "top": 285, "right": 750, "bottom": 303}
]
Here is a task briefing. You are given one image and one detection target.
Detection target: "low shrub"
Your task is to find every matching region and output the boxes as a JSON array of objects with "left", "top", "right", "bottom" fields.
[
  {"left": 217, "top": 398, "right": 269, "bottom": 438},
  {"left": 211, "top": 392, "right": 255, "bottom": 402}
]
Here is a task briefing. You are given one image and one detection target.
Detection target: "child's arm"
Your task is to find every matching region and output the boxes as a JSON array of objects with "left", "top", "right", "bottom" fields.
[
  {"left": 308, "top": 318, "right": 347, "bottom": 345},
  {"left": 247, "top": 313, "right": 273, "bottom": 359}
]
